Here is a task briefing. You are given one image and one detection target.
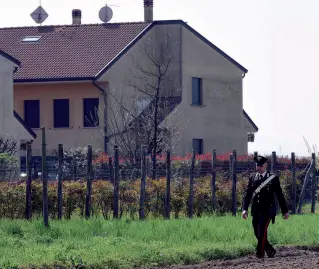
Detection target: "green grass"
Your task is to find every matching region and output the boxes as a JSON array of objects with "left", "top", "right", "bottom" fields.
[{"left": 0, "top": 213, "right": 318, "bottom": 268}]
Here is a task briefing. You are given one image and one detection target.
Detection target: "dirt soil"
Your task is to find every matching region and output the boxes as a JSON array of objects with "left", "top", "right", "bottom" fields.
[{"left": 149, "top": 246, "right": 319, "bottom": 269}]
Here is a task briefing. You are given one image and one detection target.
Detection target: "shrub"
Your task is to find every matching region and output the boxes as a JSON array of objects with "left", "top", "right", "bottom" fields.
[
  {"left": 0, "top": 168, "right": 306, "bottom": 219},
  {"left": 0, "top": 153, "right": 19, "bottom": 181}
]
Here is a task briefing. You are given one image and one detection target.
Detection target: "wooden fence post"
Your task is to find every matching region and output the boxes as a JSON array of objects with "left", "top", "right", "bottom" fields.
[
  {"left": 41, "top": 127, "right": 49, "bottom": 227},
  {"left": 139, "top": 145, "right": 147, "bottom": 220},
  {"left": 311, "top": 153, "right": 316, "bottom": 214},
  {"left": 271, "top": 151, "right": 276, "bottom": 173},
  {"left": 188, "top": 150, "right": 196, "bottom": 218},
  {"left": 229, "top": 153, "right": 233, "bottom": 214},
  {"left": 113, "top": 145, "right": 119, "bottom": 219},
  {"left": 271, "top": 151, "right": 279, "bottom": 213},
  {"left": 72, "top": 153, "right": 76, "bottom": 180},
  {"left": 109, "top": 157, "right": 113, "bottom": 182},
  {"left": 297, "top": 156, "right": 314, "bottom": 214},
  {"left": 211, "top": 149, "right": 217, "bottom": 213},
  {"left": 57, "top": 144, "right": 63, "bottom": 220},
  {"left": 25, "top": 142, "right": 32, "bottom": 220},
  {"left": 232, "top": 150, "right": 237, "bottom": 216},
  {"left": 253, "top": 151, "right": 258, "bottom": 172},
  {"left": 164, "top": 150, "right": 171, "bottom": 219},
  {"left": 85, "top": 145, "right": 93, "bottom": 219},
  {"left": 291, "top": 152, "right": 296, "bottom": 214}
]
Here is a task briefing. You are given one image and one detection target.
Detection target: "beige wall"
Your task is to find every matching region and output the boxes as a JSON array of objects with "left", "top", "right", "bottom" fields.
[
  {"left": 164, "top": 25, "right": 249, "bottom": 155},
  {"left": 14, "top": 82, "right": 105, "bottom": 153},
  {"left": 98, "top": 23, "right": 253, "bottom": 155},
  {"left": 0, "top": 56, "right": 33, "bottom": 142},
  {"left": 98, "top": 24, "right": 183, "bottom": 155}
]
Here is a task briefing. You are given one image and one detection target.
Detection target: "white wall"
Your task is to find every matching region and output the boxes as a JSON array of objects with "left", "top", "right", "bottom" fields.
[{"left": 0, "top": 55, "right": 33, "bottom": 141}]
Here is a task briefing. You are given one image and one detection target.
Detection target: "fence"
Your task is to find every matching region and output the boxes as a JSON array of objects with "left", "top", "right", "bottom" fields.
[{"left": 0, "top": 128, "right": 318, "bottom": 225}]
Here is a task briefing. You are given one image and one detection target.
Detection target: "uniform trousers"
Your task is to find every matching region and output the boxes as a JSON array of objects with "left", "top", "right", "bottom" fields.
[{"left": 252, "top": 214, "right": 275, "bottom": 258}]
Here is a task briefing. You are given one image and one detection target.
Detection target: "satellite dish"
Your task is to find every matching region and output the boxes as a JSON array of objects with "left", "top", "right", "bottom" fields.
[
  {"left": 99, "top": 5, "right": 113, "bottom": 23},
  {"left": 30, "top": 6, "right": 49, "bottom": 24}
]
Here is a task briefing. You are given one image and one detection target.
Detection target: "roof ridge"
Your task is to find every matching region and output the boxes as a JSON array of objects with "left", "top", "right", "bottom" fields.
[{"left": 0, "top": 21, "right": 150, "bottom": 30}]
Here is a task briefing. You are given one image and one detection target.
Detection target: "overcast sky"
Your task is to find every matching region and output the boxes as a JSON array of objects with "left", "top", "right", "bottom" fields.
[{"left": 1, "top": 0, "right": 317, "bottom": 157}]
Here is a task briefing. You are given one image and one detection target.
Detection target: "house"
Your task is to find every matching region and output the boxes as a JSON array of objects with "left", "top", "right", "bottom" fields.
[
  {"left": 0, "top": 1, "right": 258, "bottom": 156},
  {"left": 0, "top": 50, "right": 37, "bottom": 153}
]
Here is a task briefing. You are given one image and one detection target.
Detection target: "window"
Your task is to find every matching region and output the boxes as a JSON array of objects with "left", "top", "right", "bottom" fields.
[
  {"left": 22, "top": 36, "right": 42, "bottom": 42},
  {"left": 24, "top": 100, "right": 40, "bottom": 128},
  {"left": 83, "top": 98, "right": 99, "bottom": 127},
  {"left": 193, "top": 139, "right": 203, "bottom": 154},
  {"left": 192, "top": 77, "right": 202, "bottom": 105},
  {"left": 53, "top": 99, "right": 69, "bottom": 128}
]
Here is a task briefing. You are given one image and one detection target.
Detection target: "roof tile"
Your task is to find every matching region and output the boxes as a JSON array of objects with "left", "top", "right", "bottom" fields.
[{"left": 0, "top": 22, "right": 150, "bottom": 81}]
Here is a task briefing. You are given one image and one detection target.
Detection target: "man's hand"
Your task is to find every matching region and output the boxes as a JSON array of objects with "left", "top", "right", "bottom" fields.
[
  {"left": 242, "top": 210, "right": 248, "bottom": 220},
  {"left": 282, "top": 212, "right": 289, "bottom": 219}
]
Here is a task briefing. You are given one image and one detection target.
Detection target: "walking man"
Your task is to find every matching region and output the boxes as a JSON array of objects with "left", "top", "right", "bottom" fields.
[{"left": 242, "top": 155, "right": 289, "bottom": 259}]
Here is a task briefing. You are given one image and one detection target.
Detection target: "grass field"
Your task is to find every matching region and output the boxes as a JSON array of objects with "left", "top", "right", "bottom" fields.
[{"left": 0, "top": 212, "right": 319, "bottom": 268}]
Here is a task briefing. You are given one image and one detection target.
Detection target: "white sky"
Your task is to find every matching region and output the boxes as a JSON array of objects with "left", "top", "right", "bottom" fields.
[{"left": 1, "top": 0, "right": 317, "bottom": 157}]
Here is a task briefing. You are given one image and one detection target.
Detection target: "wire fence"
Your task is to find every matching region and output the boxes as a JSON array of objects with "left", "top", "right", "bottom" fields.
[{"left": 0, "top": 137, "right": 318, "bottom": 221}]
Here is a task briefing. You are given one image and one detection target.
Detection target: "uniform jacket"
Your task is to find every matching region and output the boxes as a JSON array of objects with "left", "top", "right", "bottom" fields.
[{"left": 242, "top": 170, "right": 288, "bottom": 222}]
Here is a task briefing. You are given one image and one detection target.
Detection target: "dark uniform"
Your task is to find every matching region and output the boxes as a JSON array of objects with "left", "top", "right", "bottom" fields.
[{"left": 242, "top": 155, "right": 288, "bottom": 258}]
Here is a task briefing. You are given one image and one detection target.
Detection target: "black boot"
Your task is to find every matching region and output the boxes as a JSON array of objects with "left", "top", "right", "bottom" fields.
[{"left": 265, "top": 245, "right": 276, "bottom": 258}]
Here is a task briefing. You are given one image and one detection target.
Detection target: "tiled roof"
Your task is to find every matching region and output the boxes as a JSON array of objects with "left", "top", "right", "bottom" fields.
[{"left": 0, "top": 22, "right": 150, "bottom": 81}]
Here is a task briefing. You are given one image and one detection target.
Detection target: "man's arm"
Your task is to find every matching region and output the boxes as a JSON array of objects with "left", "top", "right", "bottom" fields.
[
  {"left": 273, "top": 176, "right": 289, "bottom": 215},
  {"left": 242, "top": 176, "right": 253, "bottom": 212}
]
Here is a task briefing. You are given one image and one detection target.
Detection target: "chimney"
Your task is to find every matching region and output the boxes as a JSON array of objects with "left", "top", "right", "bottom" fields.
[
  {"left": 72, "top": 9, "right": 82, "bottom": 25},
  {"left": 144, "top": 0, "right": 153, "bottom": 22}
]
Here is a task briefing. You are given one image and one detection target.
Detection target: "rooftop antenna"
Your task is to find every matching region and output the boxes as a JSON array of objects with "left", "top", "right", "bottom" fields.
[
  {"left": 99, "top": 3, "right": 119, "bottom": 23},
  {"left": 30, "top": 0, "right": 49, "bottom": 25}
]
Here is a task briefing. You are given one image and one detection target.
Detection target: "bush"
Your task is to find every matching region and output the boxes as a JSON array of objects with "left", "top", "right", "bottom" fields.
[
  {"left": 0, "top": 168, "right": 305, "bottom": 219},
  {"left": 0, "top": 153, "right": 19, "bottom": 181}
]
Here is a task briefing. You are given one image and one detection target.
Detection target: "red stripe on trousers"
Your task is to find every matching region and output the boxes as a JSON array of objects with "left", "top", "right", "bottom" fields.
[{"left": 261, "top": 218, "right": 271, "bottom": 257}]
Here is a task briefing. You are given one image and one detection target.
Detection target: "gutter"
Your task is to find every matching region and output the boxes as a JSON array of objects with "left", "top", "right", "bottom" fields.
[{"left": 92, "top": 81, "right": 108, "bottom": 153}]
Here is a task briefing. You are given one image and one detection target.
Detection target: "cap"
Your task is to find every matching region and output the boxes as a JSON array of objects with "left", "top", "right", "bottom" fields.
[{"left": 254, "top": 155, "right": 268, "bottom": 166}]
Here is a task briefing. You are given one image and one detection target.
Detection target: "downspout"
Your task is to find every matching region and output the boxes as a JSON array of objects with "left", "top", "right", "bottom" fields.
[{"left": 93, "top": 81, "right": 108, "bottom": 154}]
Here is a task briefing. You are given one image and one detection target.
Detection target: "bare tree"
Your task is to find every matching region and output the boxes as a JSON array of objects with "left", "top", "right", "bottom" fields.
[
  {"left": 0, "top": 136, "right": 18, "bottom": 155},
  {"left": 89, "top": 31, "right": 185, "bottom": 177}
]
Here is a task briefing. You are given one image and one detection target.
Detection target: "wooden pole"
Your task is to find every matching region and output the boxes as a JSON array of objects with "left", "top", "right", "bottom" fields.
[
  {"left": 291, "top": 152, "right": 296, "bottom": 214},
  {"left": 57, "top": 144, "right": 63, "bottom": 220},
  {"left": 164, "top": 150, "right": 171, "bottom": 219},
  {"left": 188, "top": 150, "right": 196, "bottom": 218},
  {"left": 229, "top": 153, "right": 234, "bottom": 215},
  {"left": 253, "top": 151, "right": 258, "bottom": 172},
  {"left": 139, "top": 145, "right": 147, "bottom": 220},
  {"left": 113, "top": 145, "right": 119, "bottom": 219},
  {"left": 41, "top": 127, "right": 49, "bottom": 227},
  {"left": 232, "top": 150, "right": 237, "bottom": 216},
  {"left": 72, "top": 152, "right": 76, "bottom": 180},
  {"left": 271, "top": 151, "right": 276, "bottom": 173},
  {"left": 85, "top": 145, "right": 93, "bottom": 219},
  {"left": 25, "top": 142, "right": 32, "bottom": 220},
  {"left": 271, "top": 151, "right": 279, "bottom": 213},
  {"left": 297, "top": 158, "right": 313, "bottom": 214},
  {"left": 109, "top": 157, "right": 113, "bottom": 183},
  {"left": 311, "top": 153, "right": 316, "bottom": 214},
  {"left": 211, "top": 149, "right": 217, "bottom": 213}
]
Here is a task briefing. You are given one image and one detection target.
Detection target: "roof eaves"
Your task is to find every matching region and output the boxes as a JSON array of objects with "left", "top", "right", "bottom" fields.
[
  {"left": 243, "top": 109, "right": 258, "bottom": 132},
  {"left": 14, "top": 76, "right": 95, "bottom": 83},
  {"left": 0, "top": 50, "right": 21, "bottom": 67},
  {"left": 13, "top": 111, "right": 37, "bottom": 139},
  {"left": 95, "top": 22, "right": 154, "bottom": 80}
]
